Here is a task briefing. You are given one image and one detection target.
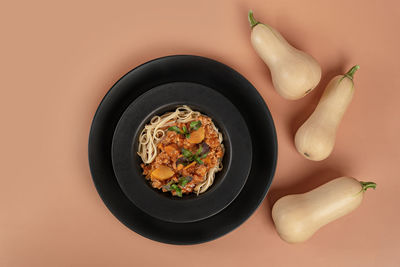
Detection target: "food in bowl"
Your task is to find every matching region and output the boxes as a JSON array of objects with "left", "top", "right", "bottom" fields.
[{"left": 138, "top": 105, "right": 225, "bottom": 197}]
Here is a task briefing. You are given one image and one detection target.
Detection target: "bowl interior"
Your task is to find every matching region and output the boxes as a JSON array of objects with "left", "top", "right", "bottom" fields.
[
  {"left": 111, "top": 82, "right": 252, "bottom": 223},
  {"left": 131, "top": 104, "right": 231, "bottom": 200}
]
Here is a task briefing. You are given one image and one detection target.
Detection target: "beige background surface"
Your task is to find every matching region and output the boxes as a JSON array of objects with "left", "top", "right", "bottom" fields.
[{"left": 1, "top": 0, "right": 399, "bottom": 266}]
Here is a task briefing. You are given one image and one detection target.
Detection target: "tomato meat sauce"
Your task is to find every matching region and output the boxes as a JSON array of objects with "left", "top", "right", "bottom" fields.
[{"left": 141, "top": 115, "right": 224, "bottom": 196}]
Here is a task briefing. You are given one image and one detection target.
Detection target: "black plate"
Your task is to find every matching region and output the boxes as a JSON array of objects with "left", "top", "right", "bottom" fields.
[
  {"left": 112, "top": 82, "right": 252, "bottom": 223},
  {"left": 88, "top": 55, "right": 277, "bottom": 244}
]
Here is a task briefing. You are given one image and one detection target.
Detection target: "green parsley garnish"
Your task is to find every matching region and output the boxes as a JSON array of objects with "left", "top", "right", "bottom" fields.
[
  {"left": 168, "top": 121, "right": 201, "bottom": 138},
  {"left": 168, "top": 126, "right": 183, "bottom": 134},
  {"left": 179, "top": 176, "right": 192, "bottom": 187},
  {"left": 189, "top": 121, "right": 202, "bottom": 131},
  {"left": 182, "top": 126, "right": 190, "bottom": 138},
  {"left": 171, "top": 184, "right": 182, "bottom": 197},
  {"left": 180, "top": 145, "right": 209, "bottom": 165}
]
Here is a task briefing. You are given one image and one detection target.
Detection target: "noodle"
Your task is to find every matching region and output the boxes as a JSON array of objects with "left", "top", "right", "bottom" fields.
[{"left": 138, "top": 105, "right": 224, "bottom": 195}]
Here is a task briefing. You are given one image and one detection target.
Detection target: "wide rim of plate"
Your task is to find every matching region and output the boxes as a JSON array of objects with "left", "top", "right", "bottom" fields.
[
  {"left": 88, "top": 55, "right": 278, "bottom": 244},
  {"left": 111, "top": 82, "right": 252, "bottom": 223}
]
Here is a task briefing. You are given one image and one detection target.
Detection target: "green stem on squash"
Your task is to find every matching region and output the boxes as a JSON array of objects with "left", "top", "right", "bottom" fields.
[
  {"left": 248, "top": 10, "right": 259, "bottom": 28},
  {"left": 360, "top": 181, "right": 377, "bottom": 192},
  {"left": 344, "top": 65, "right": 360, "bottom": 80}
]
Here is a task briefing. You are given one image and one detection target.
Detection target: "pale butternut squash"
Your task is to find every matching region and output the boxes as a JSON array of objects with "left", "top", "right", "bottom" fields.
[
  {"left": 187, "top": 126, "right": 205, "bottom": 144},
  {"left": 248, "top": 11, "right": 321, "bottom": 100},
  {"left": 164, "top": 145, "right": 178, "bottom": 157},
  {"left": 272, "top": 176, "right": 376, "bottom": 243},
  {"left": 150, "top": 166, "right": 174, "bottom": 181},
  {"left": 295, "top": 65, "right": 359, "bottom": 161}
]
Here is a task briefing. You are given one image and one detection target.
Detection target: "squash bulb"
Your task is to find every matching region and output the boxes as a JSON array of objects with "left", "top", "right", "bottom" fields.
[{"left": 295, "top": 65, "right": 359, "bottom": 161}]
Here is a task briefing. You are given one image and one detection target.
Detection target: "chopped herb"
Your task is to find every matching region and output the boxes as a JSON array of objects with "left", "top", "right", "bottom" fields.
[
  {"left": 171, "top": 184, "right": 178, "bottom": 190},
  {"left": 196, "top": 145, "right": 203, "bottom": 155},
  {"left": 179, "top": 176, "right": 192, "bottom": 187},
  {"left": 168, "top": 122, "right": 200, "bottom": 139},
  {"left": 190, "top": 121, "right": 202, "bottom": 131},
  {"left": 176, "top": 157, "right": 189, "bottom": 166},
  {"left": 181, "top": 148, "right": 193, "bottom": 159},
  {"left": 194, "top": 158, "right": 204, "bottom": 164},
  {"left": 171, "top": 184, "right": 182, "bottom": 197},
  {"left": 176, "top": 189, "right": 182, "bottom": 197},
  {"left": 163, "top": 178, "right": 188, "bottom": 196},
  {"left": 182, "top": 126, "right": 190, "bottom": 138},
  {"left": 168, "top": 126, "right": 183, "bottom": 134},
  {"left": 200, "top": 152, "right": 208, "bottom": 159},
  {"left": 199, "top": 142, "right": 210, "bottom": 155},
  {"left": 190, "top": 143, "right": 209, "bottom": 164},
  {"left": 162, "top": 180, "right": 174, "bottom": 191},
  {"left": 180, "top": 144, "right": 209, "bottom": 165}
]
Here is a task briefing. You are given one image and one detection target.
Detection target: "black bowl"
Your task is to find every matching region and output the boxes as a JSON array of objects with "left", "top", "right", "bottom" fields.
[
  {"left": 88, "top": 55, "right": 277, "bottom": 244},
  {"left": 111, "top": 82, "right": 252, "bottom": 223}
]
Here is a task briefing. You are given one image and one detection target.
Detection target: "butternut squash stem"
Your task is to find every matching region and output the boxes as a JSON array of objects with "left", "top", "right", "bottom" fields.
[
  {"left": 344, "top": 65, "right": 360, "bottom": 80},
  {"left": 248, "top": 10, "right": 259, "bottom": 28},
  {"left": 360, "top": 181, "right": 377, "bottom": 191}
]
